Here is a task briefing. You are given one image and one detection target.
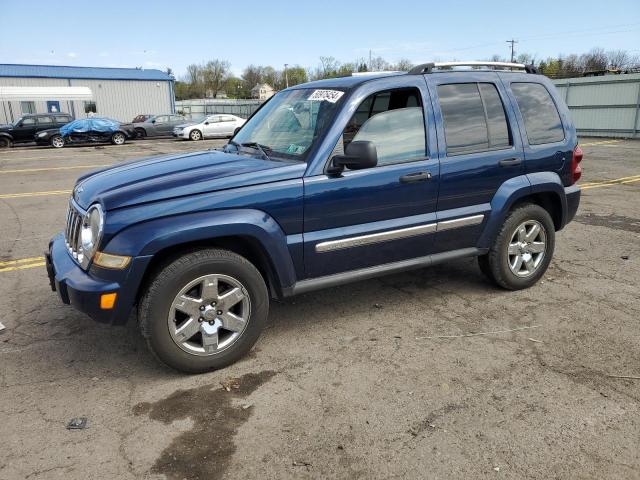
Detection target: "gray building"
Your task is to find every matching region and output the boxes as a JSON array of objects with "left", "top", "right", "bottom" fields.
[{"left": 0, "top": 64, "right": 175, "bottom": 124}]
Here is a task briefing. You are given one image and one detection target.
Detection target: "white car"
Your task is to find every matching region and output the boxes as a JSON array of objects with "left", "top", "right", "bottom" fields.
[{"left": 173, "top": 114, "right": 246, "bottom": 141}]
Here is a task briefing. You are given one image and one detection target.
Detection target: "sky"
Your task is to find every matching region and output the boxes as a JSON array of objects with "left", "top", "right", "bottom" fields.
[{"left": 1, "top": 0, "right": 638, "bottom": 77}]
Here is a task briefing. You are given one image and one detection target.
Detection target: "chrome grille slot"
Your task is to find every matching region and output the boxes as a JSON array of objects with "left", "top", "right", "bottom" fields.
[{"left": 64, "top": 200, "right": 85, "bottom": 261}]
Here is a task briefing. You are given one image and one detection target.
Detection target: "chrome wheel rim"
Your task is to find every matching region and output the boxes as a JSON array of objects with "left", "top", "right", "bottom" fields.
[
  {"left": 191, "top": 130, "right": 201, "bottom": 140},
  {"left": 508, "top": 220, "right": 547, "bottom": 277},
  {"left": 168, "top": 274, "right": 251, "bottom": 356},
  {"left": 113, "top": 133, "right": 125, "bottom": 144},
  {"left": 52, "top": 136, "right": 64, "bottom": 148}
]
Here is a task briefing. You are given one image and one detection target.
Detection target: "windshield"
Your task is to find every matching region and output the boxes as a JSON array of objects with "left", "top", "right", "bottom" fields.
[{"left": 231, "top": 88, "right": 345, "bottom": 160}]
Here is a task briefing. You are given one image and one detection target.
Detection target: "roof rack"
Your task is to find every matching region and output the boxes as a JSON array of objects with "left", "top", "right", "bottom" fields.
[{"left": 408, "top": 62, "right": 538, "bottom": 74}]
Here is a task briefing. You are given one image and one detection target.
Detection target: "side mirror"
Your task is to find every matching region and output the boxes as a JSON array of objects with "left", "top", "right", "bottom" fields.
[
  {"left": 151, "top": 119, "right": 156, "bottom": 123},
  {"left": 204, "top": 121, "right": 210, "bottom": 125},
  {"left": 330, "top": 141, "right": 378, "bottom": 174}
]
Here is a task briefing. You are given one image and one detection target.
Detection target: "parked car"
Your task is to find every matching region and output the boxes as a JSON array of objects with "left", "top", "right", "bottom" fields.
[
  {"left": 35, "top": 117, "right": 134, "bottom": 148},
  {"left": 46, "top": 61, "right": 582, "bottom": 373},
  {"left": 173, "top": 114, "right": 245, "bottom": 141},
  {"left": 133, "top": 114, "right": 186, "bottom": 138},
  {"left": 132, "top": 114, "right": 152, "bottom": 123},
  {"left": 0, "top": 113, "right": 73, "bottom": 148}
]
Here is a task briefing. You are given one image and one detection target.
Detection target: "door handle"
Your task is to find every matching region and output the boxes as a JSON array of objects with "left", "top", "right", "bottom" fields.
[
  {"left": 498, "top": 158, "right": 522, "bottom": 167},
  {"left": 399, "top": 171, "right": 432, "bottom": 183}
]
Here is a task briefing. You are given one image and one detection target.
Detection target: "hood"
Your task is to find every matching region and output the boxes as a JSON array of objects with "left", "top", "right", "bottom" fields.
[
  {"left": 73, "top": 149, "right": 305, "bottom": 210},
  {"left": 175, "top": 122, "right": 198, "bottom": 129},
  {"left": 0, "top": 124, "right": 12, "bottom": 131}
]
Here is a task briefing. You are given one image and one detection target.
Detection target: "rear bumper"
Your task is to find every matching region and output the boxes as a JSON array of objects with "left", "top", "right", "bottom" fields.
[
  {"left": 564, "top": 184, "right": 581, "bottom": 227},
  {"left": 46, "top": 233, "right": 151, "bottom": 325}
]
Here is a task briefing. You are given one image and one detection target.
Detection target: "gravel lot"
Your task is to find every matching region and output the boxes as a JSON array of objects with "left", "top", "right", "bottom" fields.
[{"left": 0, "top": 137, "right": 639, "bottom": 480}]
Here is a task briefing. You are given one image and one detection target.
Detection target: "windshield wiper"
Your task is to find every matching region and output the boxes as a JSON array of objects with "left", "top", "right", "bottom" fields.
[{"left": 240, "top": 142, "right": 271, "bottom": 160}]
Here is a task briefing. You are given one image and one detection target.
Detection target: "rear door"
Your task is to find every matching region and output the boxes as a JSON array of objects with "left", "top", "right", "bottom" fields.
[
  {"left": 35, "top": 116, "right": 55, "bottom": 135},
  {"left": 15, "top": 117, "right": 37, "bottom": 142},
  {"left": 425, "top": 72, "right": 525, "bottom": 253}
]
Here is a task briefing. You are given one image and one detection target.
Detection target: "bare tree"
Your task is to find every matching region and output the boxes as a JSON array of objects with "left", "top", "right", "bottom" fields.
[
  {"left": 202, "top": 59, "right": 230, "bottom": 98},
  {"left": 394, "top": 58, "right": 414, "bottom": 71}
]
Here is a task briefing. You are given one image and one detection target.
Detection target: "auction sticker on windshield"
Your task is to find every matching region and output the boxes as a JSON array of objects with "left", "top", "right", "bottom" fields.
[{"left": 308, "top": 90, "right": 344, "bottom": 103}]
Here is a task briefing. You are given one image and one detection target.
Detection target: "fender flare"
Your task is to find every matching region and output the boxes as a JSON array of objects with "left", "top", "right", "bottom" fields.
[
  {"left": 103, "top": 208, "right": 297, "bottom": 290},
  {"left": 477, "top": 173, "right": 567, "bottom": 249},
  {"left": 0, "top": 132, "right": 13, "bottom": 141}
]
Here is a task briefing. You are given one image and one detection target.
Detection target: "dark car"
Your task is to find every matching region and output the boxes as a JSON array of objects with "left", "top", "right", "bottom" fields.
[
  {"left": 35, "top": 117, "right": 133, "bottom": 148},
  {"left": 0, "top": 113, "right": 73, "bottom": 147},
  {"left": 46, "top": 61, "right": 582, "bottom": 373},
  {"left": 133, "top": 114, "right": 186, "bottom": 138}
]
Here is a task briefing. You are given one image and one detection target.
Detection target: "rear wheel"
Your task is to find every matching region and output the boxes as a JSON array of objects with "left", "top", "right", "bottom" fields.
[
  {"left": 111, "top": 132, "right": 126, "bottom": 145},
  {"left": 50, "top": 135, "right": 65, "bottom": 148},
  {"left": 189, "top": 129, "right": 202, "bottom": 141},
  {"left": 478, "top": 203, "right": 555, "bottom": 290},
  {"left": 138, "top": 249, "right": 269, "bottom": 373},
  {"left": 0, "top": 137, "right": 12, "bottom": 148}
]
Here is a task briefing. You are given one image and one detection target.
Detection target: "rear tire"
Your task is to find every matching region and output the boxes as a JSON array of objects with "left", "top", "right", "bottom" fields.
[
  {"left": 111, "top": 132, "right": 126, "bottom": 145},
  {"left": 50, "top": 135, "right": 65, "bottom": 148},
  {"left": 478, "top": 203, "right": 555, "bottom": 290},
  {"left": 0, "top": 137, "right": 12, "bottom": 148},
  {"left": 189, "top": 129, "right": 202, "bottom": 141},
  {"left": 138, "top": 249, "right": 269, "bottom": 373}
]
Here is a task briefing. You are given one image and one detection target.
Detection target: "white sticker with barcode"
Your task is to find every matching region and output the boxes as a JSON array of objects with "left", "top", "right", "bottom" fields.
[{"left": 308, "top": 89, "right": 344, "bottom": 103}]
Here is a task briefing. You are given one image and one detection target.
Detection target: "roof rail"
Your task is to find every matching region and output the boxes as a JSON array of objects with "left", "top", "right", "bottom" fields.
[{"left": 408, "top": 61, "right": 538, "bottom": 74}]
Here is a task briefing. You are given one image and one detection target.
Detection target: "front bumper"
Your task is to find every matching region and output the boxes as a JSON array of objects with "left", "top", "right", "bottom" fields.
[{"left": 46, "top": 233, "right": 151, "bottom": 325}]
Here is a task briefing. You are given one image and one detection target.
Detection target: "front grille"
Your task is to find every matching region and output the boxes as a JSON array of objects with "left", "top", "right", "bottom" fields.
[{"left": 64, "top": 200, "right": 85, "bottom": 262}]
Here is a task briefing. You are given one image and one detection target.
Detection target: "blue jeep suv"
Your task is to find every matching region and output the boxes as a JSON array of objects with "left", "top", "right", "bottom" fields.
[{"left": 46, "top": 62, "right": 582, "bottom": 373}]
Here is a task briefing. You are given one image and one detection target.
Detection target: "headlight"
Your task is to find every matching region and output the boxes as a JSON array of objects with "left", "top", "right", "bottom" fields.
[{"left": 79, "top": 204, "right": 104, "bottom": 268}]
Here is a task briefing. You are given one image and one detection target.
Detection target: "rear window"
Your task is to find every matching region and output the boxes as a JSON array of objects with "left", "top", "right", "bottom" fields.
[
  {"left": 438, "top": 83, "right": 511, "bottom": 155},
  {"left": 511, "top": 83, "right": 564, "bottom": 145}
]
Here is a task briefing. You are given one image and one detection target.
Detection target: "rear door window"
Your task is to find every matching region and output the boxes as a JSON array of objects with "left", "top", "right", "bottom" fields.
[
  {"left": 437, "top": 83, "right": 512, "bottom": 155},
  {"left": 37, "top": 116, "right": 54, "bottom": 125},
  {"left": 511, "top": 82, "right": 564, "bottom": 145}
]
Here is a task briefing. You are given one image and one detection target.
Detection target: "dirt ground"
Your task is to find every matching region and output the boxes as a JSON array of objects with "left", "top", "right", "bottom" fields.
[{"left": 0, "top": 137, "right": 638, "bottom": 480}]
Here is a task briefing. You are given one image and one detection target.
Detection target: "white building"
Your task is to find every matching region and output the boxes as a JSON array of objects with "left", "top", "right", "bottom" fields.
[
  {"left": 251, "top": 83, "right": 275, "bottom": 100},
  {"left": 0, "top": 64, "right": 175, "bottom": 124}
]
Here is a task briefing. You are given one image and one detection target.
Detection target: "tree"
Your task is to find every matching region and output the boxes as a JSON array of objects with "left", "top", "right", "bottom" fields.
[
  {"left": 242, "top": 65, "right": 263, "bottom": 90},
  {"left": 202, "top": 59, "right": 230, "bottom": 98},
  {"left": 282, "top": 66, "right": 307, "bottom": 88},
  {"left": 393, "top": 58, "right": 414, "bottom": 71}
]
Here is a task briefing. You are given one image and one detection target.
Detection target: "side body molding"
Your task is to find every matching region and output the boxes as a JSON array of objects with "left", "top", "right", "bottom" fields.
[{"left": 103, "top": 208, "right": 298, "bottom": 291}]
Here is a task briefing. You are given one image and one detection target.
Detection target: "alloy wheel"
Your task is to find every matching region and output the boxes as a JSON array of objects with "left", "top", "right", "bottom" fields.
[
  {"left": 168, "top": 274, "right": 251, "bottom": 356},
  {"left": 51, "top": 136, "right": 65, "bottom": 148},
  {"left": 507, "top": 220, "right": 547, "bottom": 277}
]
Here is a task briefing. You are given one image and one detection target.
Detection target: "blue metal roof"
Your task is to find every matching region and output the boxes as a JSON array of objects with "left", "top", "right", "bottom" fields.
[{"left": 0, "top": 64, "right": 173, "bottom": 81}]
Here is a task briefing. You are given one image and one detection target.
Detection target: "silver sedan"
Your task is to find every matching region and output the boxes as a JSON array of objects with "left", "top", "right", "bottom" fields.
[{"left": 134, "top": 114, "right": 186, "bottom": 138}]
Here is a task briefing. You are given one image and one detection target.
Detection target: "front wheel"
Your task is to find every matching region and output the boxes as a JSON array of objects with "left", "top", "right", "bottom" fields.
[
  {"left": 138, "top": 249, "right": 269, "bottom": 373},
  {"left": 0, "top": 137, "right": 12, "bottom": 148},
  {"left": 50, "top": 135, "right": 65, "bottom": 148},
  {"left": 189, "top": 129, "right": 202, "bottom": 141},
  {"left": 111, "top": 132, "right": 126, "bottom": 145},
  {"left": 478, "top": 203, "right": 555, "bottom": 290},
  {"left": 135, "top": 128, "right": 146, "bottom": 139}
]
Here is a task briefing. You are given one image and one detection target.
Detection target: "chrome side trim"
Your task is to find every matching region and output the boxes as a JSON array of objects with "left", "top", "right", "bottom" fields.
[
  {"left": 315, "top": 223, "right": 437, "bottom": 253},
  {"left": 436, "top": 214, "right": 485, "bottom": 232},
  {"left": 314, "top": 214, "right": 485, "bottom": 253}
]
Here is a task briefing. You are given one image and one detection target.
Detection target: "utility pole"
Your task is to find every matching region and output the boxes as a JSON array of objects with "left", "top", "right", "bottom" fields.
[
  {"left": 506, "top": 39, "right": 518, "bottom": 62},
  {"left": 369, "top": 50, "right": 372, "bottom": 71},
  {"left": 284, "top": 63, "right": 289, "bottom": 88}
]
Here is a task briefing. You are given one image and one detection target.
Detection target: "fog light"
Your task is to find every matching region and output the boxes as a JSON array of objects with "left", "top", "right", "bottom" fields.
[
  {"left": 100, "top": 293, "right": 117, "bottom": 310},
  {"left": 93, "top": 251, "right": 131, "bottom": 269}
]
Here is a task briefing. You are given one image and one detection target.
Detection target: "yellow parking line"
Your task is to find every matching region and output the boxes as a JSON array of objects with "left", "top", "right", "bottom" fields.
[
  {"left": 0, "top": 257, "right": 45, "bottom": 267},
  {"left": 582, "top": 176, "right": 640, "bottom": 190},
  {"left": 581, "top": 174, "right": 640, "bottom": 186},
  {"left": 0, "top": 261, "right": 45, "bottom": 273},
  {"left": 0, "top": 189, "right": 72, "bottom": 199},
  {"left": 580, "top": 140, "right": 621, "bottom": 147},
  {"left": 0, "top": 164, "right": 111, "bottom": 174}
]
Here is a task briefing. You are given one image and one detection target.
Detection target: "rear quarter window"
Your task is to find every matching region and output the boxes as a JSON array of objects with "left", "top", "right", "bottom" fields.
[{"left": 511, "top": 82, "right": 564, "bottom": 145}]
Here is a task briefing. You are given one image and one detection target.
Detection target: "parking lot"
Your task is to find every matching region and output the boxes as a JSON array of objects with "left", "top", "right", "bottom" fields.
[{"left": 0, "top": 137, "right": 639, "bottom": 479}]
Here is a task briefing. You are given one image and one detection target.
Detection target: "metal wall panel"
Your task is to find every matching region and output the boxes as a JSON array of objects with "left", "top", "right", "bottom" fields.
[{"left": 553, "top": 74, "right": 640, "bottom": 138}]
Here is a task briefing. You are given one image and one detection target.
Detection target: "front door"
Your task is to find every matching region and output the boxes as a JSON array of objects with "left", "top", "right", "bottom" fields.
[
  {"left": 303, "top": 86, "right": 439, "bottom": 279},
  {"left": 202, "top": 115, "right": 221, "bottom": 137}
]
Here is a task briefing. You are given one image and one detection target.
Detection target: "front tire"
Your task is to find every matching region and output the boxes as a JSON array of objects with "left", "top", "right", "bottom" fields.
[
  {"left": 50, "top": 135, "right": 65, "bottom": 148},
  {"left": 478, "top": 203, "right": 555, "bottom": 290},
  {"left": 139, "top": 249, "right": 269, "bottom": 373},
  {"left": 111, "top": 132, "right": 126, "bottom": 145},
  {"left": 189, "top": 129, "right": 202, "bottom": 141},
  {"left": 135, "top": 128, "right": 146, "bottom": 139},
  {"left": 0, "top": 137, "right": 12, "bottom": 148}
]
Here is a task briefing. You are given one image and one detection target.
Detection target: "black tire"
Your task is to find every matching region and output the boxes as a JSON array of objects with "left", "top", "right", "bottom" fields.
[
  {"left": 189, "top": 129, "right": 202, "bottom": 141},
  {"left": 111, "top": 132, "right": 126, "bottom": 145},
  {"left": 0, "top": 137, "right": 12, "bottom": 148},
  {"left": 138, "top": 249, "right": 269, "bottom": 373},
  {"left": 135, "top": 128, "right": 146, "bottom": 139},
  {"left": 478, "top": 203, "right": 555, "bottom": 290},
  {"left": 50, "top": 134, "right": 65, "bottom": 148}
]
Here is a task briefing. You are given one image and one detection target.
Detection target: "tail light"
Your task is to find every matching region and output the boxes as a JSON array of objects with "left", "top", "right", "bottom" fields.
[{"left": 571, "top": 145, "right": 583, "bottom": 184}]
